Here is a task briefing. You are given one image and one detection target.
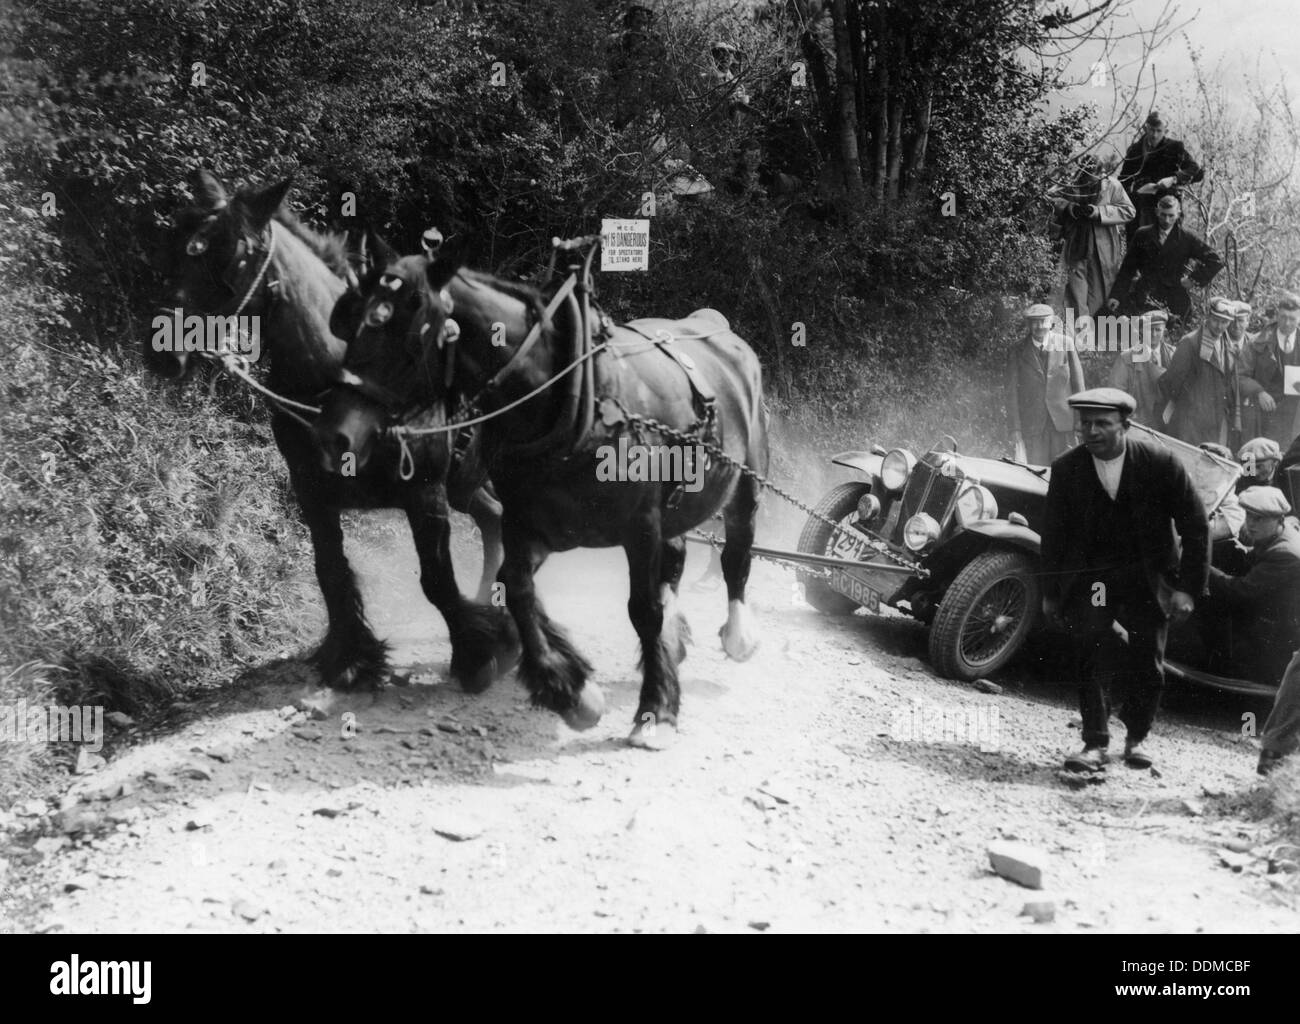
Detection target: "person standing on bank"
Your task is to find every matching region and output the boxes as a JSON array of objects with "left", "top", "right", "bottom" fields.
[
  {"left": 1106, "top": 195, "right": 1223, "bottom": 327},
  {"left": 1108, "top": 308, "right": 1173, "bottom": 426},
  {"left": 1118, "top": 111, "right": 1205, "bottom": 242},
  {"left": 1238, "top": 292, "right": 1300, "bottom": 449},
  {"left": 1005, "top": 303, "right": 1085, "bottom": 465},
  {"left": 1048, "top": 151, "right": 1134, "bottom": 319},
  {"left": 1041, "top": 388, "right": 1209, "bottom": 773},
  {"left": 1159, "top": 297, "right": 1241, "bottom": 447}
]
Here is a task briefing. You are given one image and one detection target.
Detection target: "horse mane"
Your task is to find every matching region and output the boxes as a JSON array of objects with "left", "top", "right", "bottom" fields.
[
  {"left": 458, "top": 267, "right": 548, "bottom": 326},
  {"left": 269, "top": 206, "right": 351, "bottom": 279}
]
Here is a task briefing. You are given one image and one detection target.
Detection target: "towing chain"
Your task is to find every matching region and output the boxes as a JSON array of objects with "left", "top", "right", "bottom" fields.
[{"left": 609, "top": 402, "right": 927, "bottom": 578}]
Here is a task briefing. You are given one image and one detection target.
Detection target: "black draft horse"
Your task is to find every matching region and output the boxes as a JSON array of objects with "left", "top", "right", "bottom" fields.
[
  {"left": 144, "top": 172, "right": 515, "bottom": 693},
  {"left": 313, "top": 238, "right": 768, "bottom": 746}
]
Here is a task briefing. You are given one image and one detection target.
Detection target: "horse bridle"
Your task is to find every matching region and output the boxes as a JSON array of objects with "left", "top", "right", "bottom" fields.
[{"left": 334, "top": 273, "right": 462, "bottom": 416}]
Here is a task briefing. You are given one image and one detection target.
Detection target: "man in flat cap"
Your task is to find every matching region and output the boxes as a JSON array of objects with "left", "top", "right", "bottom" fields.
[
  {"left": 1159, "top": 297, "right": 1242, "bottom": 446},
  {"left": 1118, "top": 111, "right": 1205, "bottom": 243},
  {"left": 1108, "top": 308, "right": 1173, "bottom": 426},
  {"left": 1005, "top": 303, "right": 1085, "bottom": 464},
  {"left": 1106, "top": 195, "right": 1223, "bottom": 325},
  {"left": 1238, "top": 292, "right": 1300, "bottom": 448},
  {"left": 1194, "top": 486, "right": 1300, "bottom": 688},
  {"left": 1227, "top": 300, "right": 1254, "bottom": 350},
  {"left": 1042, "top": 387, "right": 1208, "bottom": 772},
  {"left": 1237, "top": 436, "right": 1282, "bottom": 492}
]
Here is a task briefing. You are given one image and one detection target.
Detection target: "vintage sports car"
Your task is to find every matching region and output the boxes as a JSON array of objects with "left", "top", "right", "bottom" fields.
[{"left": 792, "top": 425, "right": 1260, "bottom": 692}]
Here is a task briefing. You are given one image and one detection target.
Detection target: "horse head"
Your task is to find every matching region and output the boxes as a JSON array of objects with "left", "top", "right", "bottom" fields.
[
  {"left": 145, "top": 169, "right": 293, "bottom": 379},
  {"left": 315, "top": 234, "right": 462, "bottom": 475}
]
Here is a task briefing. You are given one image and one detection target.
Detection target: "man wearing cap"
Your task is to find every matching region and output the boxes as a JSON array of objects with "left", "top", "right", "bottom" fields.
[
  {"left": 1159, "top": 297, "right": 1242, "bottom": 446},
  {"left": 1236, "top": 437, "right": 1282, "bottom": 492},
  {"left": 1118, "top": 112, "right": 1205, "bottom": 242},
  {"left": 1005, "top": 304, "right": 1085, "bottom": 464},
  {"left": 1106, "top": 195, "right": 1223, "bottom": 323},
  {"left": 1196, "top": 487, "right": 1300, "bottom": 687},
  {"left": 1108, "top": 309, "right": 1173, "bottom": 425},
  {"left": 1048, "top": 151, "right": 1134, "bottom": 318},
  {"left": 1042, "top": 387, "right": 1208, "bottom": 772},
  {"left": 1227, "top": 300, "right": 1253, "bottom": 349},
  {"left": 1237, "top": 292, "right": 1300, "bottom": 448}
]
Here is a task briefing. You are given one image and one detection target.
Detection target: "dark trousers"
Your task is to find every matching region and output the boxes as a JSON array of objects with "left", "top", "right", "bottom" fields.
[
  {"left": 1262, "top": 649, "right": 1300, "bottom": 756},
  {"left": 1065, "top": 575, "right": 1168, "bottom": 748}
]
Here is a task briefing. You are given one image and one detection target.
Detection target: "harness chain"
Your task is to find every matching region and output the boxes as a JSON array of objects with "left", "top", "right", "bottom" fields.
[{"left": 608, "top": 402, "right": 926, "bottom": 577}]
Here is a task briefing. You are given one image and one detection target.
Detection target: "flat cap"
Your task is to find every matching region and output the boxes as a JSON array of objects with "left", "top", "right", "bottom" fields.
[
  {"left": 1141, "top": 308, "right": 1169, "bottom": 323},
  {"left": 1023, "top": 303, "right": 1055, "bottom": 320},
  {"left": 1239, "top": 437, "right": 1283, "bottom": 462},
  {"left": 1067, "top": 387, "right": 1136, "bottom": 415},
  {"left": 1238, "top": 486, "right": 1292, "bottom": 517},
  {"left": 1207, "top": 297, "right": 1236, "bottom": 320},
  {"left": 1232, "top": 300, "right": 1252, "bottom": 316}
]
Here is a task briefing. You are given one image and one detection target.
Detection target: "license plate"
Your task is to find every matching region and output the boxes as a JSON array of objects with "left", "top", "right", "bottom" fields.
[{"left": 832, "top": 570, "right": 881, "bottom": 612}]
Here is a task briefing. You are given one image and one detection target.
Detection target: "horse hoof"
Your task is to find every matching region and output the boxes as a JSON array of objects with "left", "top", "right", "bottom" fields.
[
  {"left": 561, "top": 683, "right": 605, "bottom": 731},
  {"left": 328, "top": 665, "right": 359, "bottom": 690},
  {"left": 719, "top": 600, "right": 759, "bottom": 662},
  {"left": 627, "top": 716, "right": 676, "bottom": 750},
  {"left": 462, "top": 657, "right": 497, "bottom": 695}
]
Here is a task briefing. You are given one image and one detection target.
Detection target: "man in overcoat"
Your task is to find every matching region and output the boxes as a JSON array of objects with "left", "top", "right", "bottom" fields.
[
  {"left": 1238, "top": 292, "right": 1300, "bottom": 449},
  {"left": 1049, "top": 152, "right": 1135, "bottom": 318},
  {"left": 1159, "top": 298, "right": 1241, "bottom": 447},
  {"left": 1005, "top": 304, "right": 1085, "bottom": 464}
]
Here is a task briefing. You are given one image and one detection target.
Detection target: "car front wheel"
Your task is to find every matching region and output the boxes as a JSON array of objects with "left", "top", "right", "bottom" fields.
[
  {"left": 928, "top": 548, "right": 1040, "bottom": 680},
  {"left": 795, "top": 481, "right": 872, "bottom": 614}
]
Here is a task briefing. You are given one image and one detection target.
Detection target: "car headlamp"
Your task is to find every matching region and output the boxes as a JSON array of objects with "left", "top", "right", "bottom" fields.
[
  {"left": 903, "top": 512, "right": 941, "bottom": 551},
  {"left": 955, "top": 484, "right": 998, "bottom": 525},
  {"left": 881, "top": 449, "right": 916, "bottom": 492}
]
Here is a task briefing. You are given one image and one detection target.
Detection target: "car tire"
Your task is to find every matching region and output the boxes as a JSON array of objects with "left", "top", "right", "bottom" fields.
[
  {"left": 796, "top": 481, "right": 871, "bottom": 615},
  {"left": 928, "top": 548, "right": 1040, "bottom": 680}
]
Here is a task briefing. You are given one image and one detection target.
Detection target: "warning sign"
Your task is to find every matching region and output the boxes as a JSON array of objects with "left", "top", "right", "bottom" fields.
[{"left": 600, "top": 218, "right": 649, "bottom": 272}]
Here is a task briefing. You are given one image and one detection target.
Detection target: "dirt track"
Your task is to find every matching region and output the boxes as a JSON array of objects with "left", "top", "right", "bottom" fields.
[{"left": 2, "top": 512, "right": 1297, "bottom": 933}]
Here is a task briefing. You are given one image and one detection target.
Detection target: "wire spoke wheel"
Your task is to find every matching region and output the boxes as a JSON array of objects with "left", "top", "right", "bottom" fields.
[{"left": 929, "top": 549, "right": 1041, "bottom": 680}]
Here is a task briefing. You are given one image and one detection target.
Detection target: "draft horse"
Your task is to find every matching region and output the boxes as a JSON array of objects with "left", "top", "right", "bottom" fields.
[
  {"left": 313, "top": 237, "right": 768, "bottom": 745},
  {"left": 144, "top": 171, "right": 514, "bottom": 692}
]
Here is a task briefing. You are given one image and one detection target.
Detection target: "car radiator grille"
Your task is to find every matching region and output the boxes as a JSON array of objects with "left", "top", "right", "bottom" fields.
[{"left": 893, "top": 461, "right": 960, "bottom": 541}]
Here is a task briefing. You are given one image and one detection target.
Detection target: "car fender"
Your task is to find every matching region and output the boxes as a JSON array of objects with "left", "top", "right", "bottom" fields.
[
  {"left": 960, "top": 519, "right": 1041, "bottom": 557},
  {"left": 830, "top": 450, "right": 884, "bottom": 480}
]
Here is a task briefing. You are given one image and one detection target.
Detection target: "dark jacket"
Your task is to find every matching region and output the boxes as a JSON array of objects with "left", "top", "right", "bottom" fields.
[
  {"left": 1109, "top": 223, "right": 1224, "bottom": 317},
  {"left": 1119, "top": 137, "right": 1204, "bottom": 197},
  {"left": 1207, "top": 521, "right": 1300, "bottom": 672},
  {"left": 1158, "top": 326, "right": 1241, "bottom": 445},
  {"left": 1237, "top": 323, "right": 1300, "bottom": 447},
  {"left": 1042, "top": 437, "right": 1210, "bottom": 610}
]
